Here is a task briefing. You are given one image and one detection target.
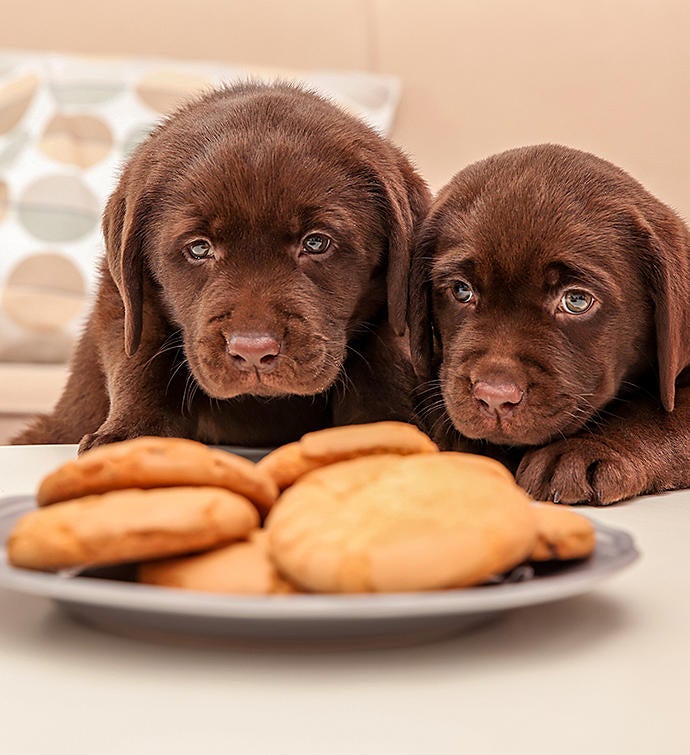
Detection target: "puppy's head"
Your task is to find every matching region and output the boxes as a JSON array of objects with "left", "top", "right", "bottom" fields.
[
  {"left": 104, "top": 83, "right": 428, "bottom": 399},
  {"left": 410, "top": 145, "right": 690, "bottom": 446}
]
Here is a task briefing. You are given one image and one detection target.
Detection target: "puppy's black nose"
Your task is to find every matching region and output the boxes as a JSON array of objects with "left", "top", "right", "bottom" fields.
[
  {"left": 226, "top": 333, "right": 281, "bottom": 372},
  {"left": 473, "top": 380, "right": 524, "bottom": 417}
]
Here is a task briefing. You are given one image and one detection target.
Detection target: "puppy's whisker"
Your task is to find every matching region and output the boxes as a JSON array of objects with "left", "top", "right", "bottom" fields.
[
  {"left": 345, "top": 344, "right": 373, "bottom": 373},
  {"left": 438, "top": 413, "right": 459, "bottom": 443},
  {"left": 189, "top": 381, "right": 201, "bottom": 415},
  {"left": 619, "top": 379, "right": 656, "bottom": 400},
  {"left": 430, "top": 406, "right": 456, "bottom": 439},
  {"left": 414, "top": 398, "right": 448, "bottom": 421},
  {"left": 414, "top": 381, "right": 444, "bottom": 399},
  {"left": 332, "top": 372, "right": 354, "bottom": 403},
  {"left": 142, "top": 331, "right": 184, "bottom": 372},
  {"left": 590, "top": 407, "right": 625, "bottom": 422},
  {"left": 181, "top": 372, "right": 195, "bottom": 417},
  {"left": 348, "top": 321, "right": 377, "bottom": 339},
  {"left": 330, "top": 357, "right": 356, "bottom": 398},
  {"left": 166, "top": 356, "right": 189, "bottom": 396}
]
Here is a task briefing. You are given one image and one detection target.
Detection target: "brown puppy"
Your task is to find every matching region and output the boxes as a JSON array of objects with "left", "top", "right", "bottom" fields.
[
  {"left": 14, "top": 83, "right": 429, "bottom": 451},
  {"left": 410, "top": 144, "right": 690, "bottom": 505}
]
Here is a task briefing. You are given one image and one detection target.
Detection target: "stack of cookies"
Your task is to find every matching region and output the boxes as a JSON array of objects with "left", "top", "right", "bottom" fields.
[{"left": 6, "top": 422, "right": 596, "bottom": 595}]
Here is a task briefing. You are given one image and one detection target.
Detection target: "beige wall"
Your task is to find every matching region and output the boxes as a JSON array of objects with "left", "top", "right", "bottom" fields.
[
  {"left": 377, "top": 0, "right": 690, "bottom": 214},
  {"left": 2, "top": 0, "right": 688, "bottom": 215}
]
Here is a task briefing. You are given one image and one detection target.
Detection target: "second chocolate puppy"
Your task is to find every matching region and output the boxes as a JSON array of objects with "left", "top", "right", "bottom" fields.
[{"left": 409, "top": 144, "right": 690, "bottom": 505}]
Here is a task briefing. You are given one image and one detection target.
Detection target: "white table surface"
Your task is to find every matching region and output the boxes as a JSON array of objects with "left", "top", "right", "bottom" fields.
[{"left": 1, "top": 444, "right": 689, "bottom": 755}]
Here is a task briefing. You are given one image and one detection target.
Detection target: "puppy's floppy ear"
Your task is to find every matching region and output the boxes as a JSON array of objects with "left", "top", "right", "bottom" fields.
[
  {"left": 377, "top": 155, "right": 430, "bottom": 337},
  {"left": 407, "top": 216, "right": 437, "bottom": 380},
  {"left": 407, "top": 171, "right": 484, "bottom": 380},
  {"left": 634, "top": 207, "right": 690, "bottom": 411},
  {"left": 102, "top": 183, "right": 150, "bottom": 357}
]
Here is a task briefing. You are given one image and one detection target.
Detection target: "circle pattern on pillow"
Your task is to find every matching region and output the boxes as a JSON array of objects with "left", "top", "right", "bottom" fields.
[
  {"left": 52, "top": 81, "right": 125, "bottom": 107},
  {"left": 2, "top": 252, "right": 86, "bottom": 332},
  {"left": 38, "top": 114, "right": 114, "bottom": 169},
  {"left": 0, "top": 73, "right": 39, "bottom": 134},
  {"left": 0, "top": 129, "right": 30, "bottom": 171},
  {"left": 18, "top": 176, "right": 100, "bottom": 242},
  {"left": 136, "top": 69, "right": 213, "bottom": 113}
]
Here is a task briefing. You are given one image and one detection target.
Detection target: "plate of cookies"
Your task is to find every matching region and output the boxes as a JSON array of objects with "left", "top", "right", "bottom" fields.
[{"left": 0, "top": 423, "right": 638, "bottom": 646}]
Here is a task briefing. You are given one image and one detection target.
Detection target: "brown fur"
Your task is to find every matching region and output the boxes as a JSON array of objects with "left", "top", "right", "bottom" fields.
[
  {"left": 14, "top": 83, "right": 429, "bottom": 451},
  {"left": 410, "top": 144, "right": 690, "bottom": 505}
]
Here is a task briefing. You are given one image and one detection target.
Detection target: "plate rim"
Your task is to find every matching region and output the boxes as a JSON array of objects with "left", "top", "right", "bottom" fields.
[{"left": 0, "top": 495, "right": 639, "bottom": 622}]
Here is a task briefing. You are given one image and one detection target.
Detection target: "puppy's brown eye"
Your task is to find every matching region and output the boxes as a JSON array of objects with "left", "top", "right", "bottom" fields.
[
  {"left": 451, "top": 280, "right": 474, "bottom": 303},
  {"left": 560, "top": 289, "right": 595, "bottom": 314},
  {"left": 302, "top": 233, "right": 331, "bottom": 255},
  {"left": 186, "top": 239, "right": 213, "bottom": 261}
]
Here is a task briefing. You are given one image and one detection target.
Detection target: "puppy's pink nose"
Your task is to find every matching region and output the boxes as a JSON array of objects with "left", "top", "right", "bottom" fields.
[
  {"left": 226, "top": 333, "right": 281, "bottom": 372},
  {"left": 473, "top": 380, "right": 524, "bottom": 417}
]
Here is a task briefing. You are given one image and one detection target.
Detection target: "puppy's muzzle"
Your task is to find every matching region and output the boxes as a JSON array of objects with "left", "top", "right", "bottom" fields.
[{"left": 225, "top": 332, "right": 281, "bottom": 373}]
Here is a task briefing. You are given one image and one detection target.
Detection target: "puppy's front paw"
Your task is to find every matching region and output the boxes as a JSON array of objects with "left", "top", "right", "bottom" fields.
[
  {"left": 78, "top": 415, "right": 190, "bottom": 454},
  {"left": 78, "top": 430, "right": 133, "bottom": 454},
  {"left": 516, "top": 437, "right": 646, "bottom": 505}
]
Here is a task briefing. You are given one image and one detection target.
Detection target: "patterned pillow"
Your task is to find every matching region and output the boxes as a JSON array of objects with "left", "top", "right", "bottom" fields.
[{"left": 0, "top": 50, "right": 400, "bottom": 363}]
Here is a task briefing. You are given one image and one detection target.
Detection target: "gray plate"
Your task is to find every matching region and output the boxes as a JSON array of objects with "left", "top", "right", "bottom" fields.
[{"left": 0, "top": 495, "right": 638, "bottom": 648}]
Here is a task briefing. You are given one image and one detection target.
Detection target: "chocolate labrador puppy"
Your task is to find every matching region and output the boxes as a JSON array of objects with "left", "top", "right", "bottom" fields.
[
  {"left": 410, "top": 144, "right": 690, "bottom": 504},
  {"left": 15, "top": 83, "right": 429, "bottom": 451}
]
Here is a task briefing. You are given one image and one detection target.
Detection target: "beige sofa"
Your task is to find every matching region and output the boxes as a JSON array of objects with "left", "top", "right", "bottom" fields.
[{"left": 1, "top": 0, "right": 688, "bottom": 443}]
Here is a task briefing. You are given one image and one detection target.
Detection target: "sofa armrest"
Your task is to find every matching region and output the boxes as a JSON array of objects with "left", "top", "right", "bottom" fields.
[{"left": 0, "top": 364, "right": 68, "bottom": 415}]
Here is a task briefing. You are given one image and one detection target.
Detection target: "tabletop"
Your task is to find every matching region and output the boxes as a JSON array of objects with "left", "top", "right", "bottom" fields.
[{"left": 1, "top": 444, "right": 689, "bottom": 755}]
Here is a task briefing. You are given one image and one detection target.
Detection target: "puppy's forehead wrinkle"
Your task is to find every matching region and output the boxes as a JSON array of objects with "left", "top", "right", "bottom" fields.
[
  {"left": 168, "top": 136, "right": 364, "bottom": 208},
  {"left": 431, "top": 252, "right": 476, "bottom": 282},
  {"left": 433, "top": 168, "right": 634, "bottom": 267},
  {"left": 542, "top": 258, "right": 619, "bottom": 293},
  {"left": 208, "top": 310, "right": 233, "bottom": 325}
]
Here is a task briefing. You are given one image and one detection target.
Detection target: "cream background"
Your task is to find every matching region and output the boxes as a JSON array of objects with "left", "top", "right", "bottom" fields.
[{"left": 2, "top": 0, "right": 688, "bottom": 212}]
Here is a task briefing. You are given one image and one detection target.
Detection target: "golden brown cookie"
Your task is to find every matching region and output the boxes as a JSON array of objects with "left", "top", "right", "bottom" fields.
[
  {"left": 529, "top": 502, "right": 596, "bottom": 561},
  {"left": 257, "top": 421, "right": 439, "bottom": 491},
  {"left": 138, "top": 530, "right": 296, "bottom": 594},
  {"left": 255, "top": 442, "right": 323, "bottom": 492},
  {"left": 8, "top": 486, "right": 259, "bottom": 572},
  {"left": 266, "top": 452, "right": 537, "bottom": 593},
  {"left": 37, "top": 437, "right": 278, "bottom": 515}
]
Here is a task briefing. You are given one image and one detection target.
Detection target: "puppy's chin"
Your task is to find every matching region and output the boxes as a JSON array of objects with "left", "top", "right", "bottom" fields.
[
  {"left": 187, "top": 348, "right": 344, "bottom": 400},
  {"left": 442, "top": 390, "right": 591, "bottom": 447}
]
